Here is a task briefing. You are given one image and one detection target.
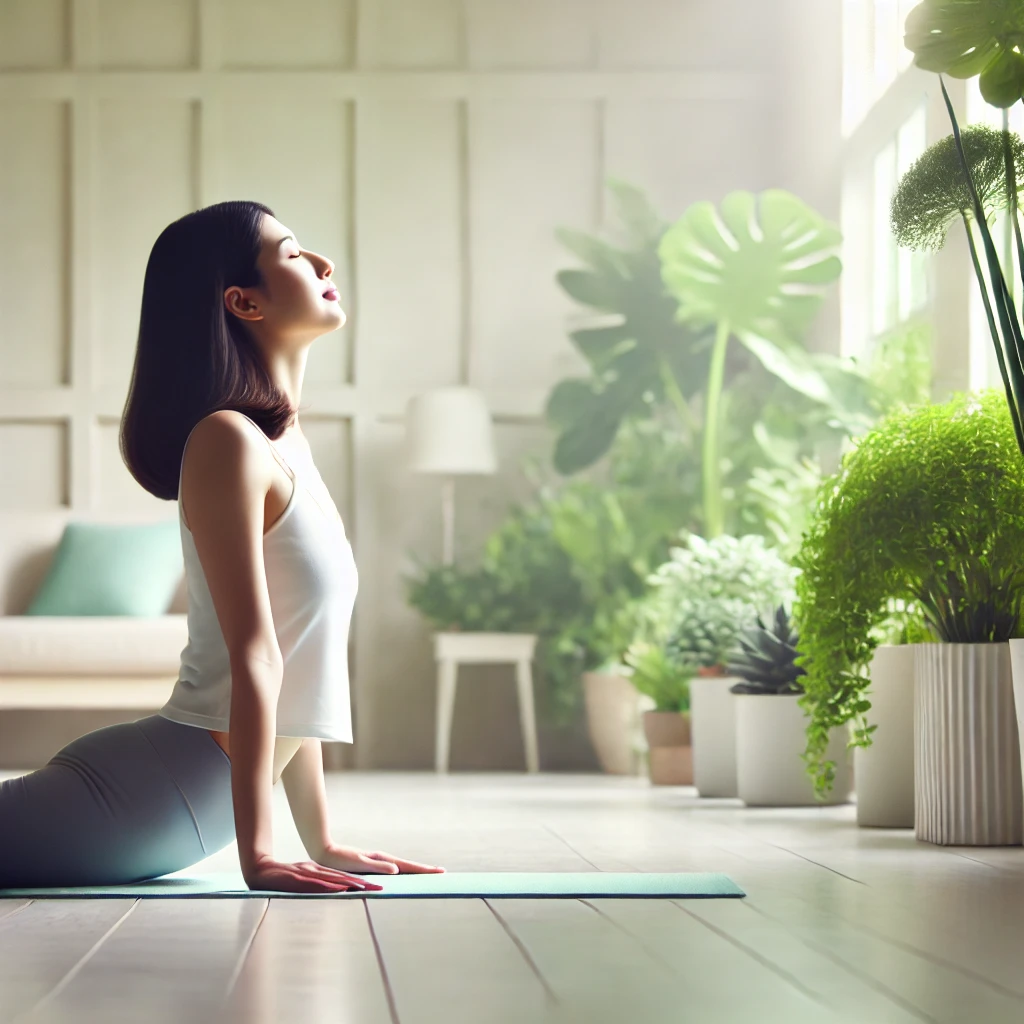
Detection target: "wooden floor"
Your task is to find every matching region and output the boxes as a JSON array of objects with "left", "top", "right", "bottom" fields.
[{"left": 2, "top": 770, "right": 1024, "bottom": 1024}]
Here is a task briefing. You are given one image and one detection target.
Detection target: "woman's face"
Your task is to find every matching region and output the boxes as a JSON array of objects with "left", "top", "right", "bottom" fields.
[{"left": 224, "top": 213, "right": 346, "bottom": 340}]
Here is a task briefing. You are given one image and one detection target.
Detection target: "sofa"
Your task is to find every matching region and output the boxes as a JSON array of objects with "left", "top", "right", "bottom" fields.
[{"left": 0, "top": 508, "right": 188, "bottom": 733}]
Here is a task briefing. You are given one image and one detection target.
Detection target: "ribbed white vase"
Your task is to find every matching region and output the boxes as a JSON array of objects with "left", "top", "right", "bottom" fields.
[{"left": 915, "top": 643, "right": 1023, "bottom": 846}]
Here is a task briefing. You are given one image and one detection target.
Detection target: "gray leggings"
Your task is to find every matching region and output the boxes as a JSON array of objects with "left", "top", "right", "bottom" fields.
[{"left": 0, "top": 714, "right": 235, "bottom": 888}]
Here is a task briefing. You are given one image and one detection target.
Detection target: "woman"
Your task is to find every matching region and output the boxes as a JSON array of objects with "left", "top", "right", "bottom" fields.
[{"left": 0, "top": 201, "right": 444, "bottom": 894}]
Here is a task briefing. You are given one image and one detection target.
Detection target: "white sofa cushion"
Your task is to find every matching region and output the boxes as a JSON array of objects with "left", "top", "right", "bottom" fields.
[{"left": 0, "top": 614, "right": 188, "bottom": 676}]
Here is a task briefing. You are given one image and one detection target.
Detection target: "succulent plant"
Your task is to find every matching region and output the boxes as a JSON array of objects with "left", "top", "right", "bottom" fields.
[{"left": 726, "top": 604, "right": 806, "bottom": 696}]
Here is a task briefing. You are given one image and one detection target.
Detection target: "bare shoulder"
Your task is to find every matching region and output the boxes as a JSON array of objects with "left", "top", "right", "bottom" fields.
[{"left": 181, "top": 410, "right": 281, "bottom": 666}]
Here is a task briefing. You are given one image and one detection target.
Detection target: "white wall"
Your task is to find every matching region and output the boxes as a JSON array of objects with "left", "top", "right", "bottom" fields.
[{"left": 0, "top": 0, "right": 837, "bottom": 769}]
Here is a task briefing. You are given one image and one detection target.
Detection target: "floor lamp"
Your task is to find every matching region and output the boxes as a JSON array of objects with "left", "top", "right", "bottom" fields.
[{"left": 405, "top": 386, "right": 497, "bottom": 565}]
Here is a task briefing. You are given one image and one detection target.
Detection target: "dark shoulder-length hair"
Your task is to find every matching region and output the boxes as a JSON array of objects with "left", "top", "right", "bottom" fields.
[{"left": 120, "top": 199, "right": 303, "bottom": 501}]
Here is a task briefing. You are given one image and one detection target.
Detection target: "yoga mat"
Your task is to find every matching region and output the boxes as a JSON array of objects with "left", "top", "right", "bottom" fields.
[{"left": 0, "top": 871, "right": 745, "bottom": 900}]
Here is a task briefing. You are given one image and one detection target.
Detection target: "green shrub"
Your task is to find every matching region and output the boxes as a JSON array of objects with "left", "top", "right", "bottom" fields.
[{"left": 794, "top": 389, "right": 1024, "bottom": 797}]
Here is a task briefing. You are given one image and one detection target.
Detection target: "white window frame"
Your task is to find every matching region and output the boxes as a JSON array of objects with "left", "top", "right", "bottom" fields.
[{"left": 841, "top": 1, "right": 969, "bottom": 400}]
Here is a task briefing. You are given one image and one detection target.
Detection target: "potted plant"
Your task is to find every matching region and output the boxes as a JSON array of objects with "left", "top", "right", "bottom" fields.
[
  {"left": 407, "top": 430, "right": 688, "bottom": 770},
  {"left": 903, "top": 3, "right": 1024, "bottom": 810},
  {"left": 637, "top": 532, "right": 798, "bottom": 797},
  {"left": 727, "top": 605, "right": 850, "bottom": 806},
  {"left": 795, "top": 390, "right": 1024, "bottom": 844},
  {"left": 623, "top": 641, "right": 694, "bottom": 785}
]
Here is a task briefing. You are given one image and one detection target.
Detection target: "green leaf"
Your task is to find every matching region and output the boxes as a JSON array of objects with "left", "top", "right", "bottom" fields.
[
  {"left": 556, "top": 269, "right": 621, "bottom": 311},
  {"left": 545, "top": 378, "right": 600, "bottom": 430},
  {"left": 568, "top": 324, "right": 633, "bottom": 368},
  {"left": 552, "top": 414, "right": 622, "bottom": 475},
  {"left": 733, "top": 331, "right": 832, "bottom": 404},
  {"left": 659, "top": 189, "right": 842, "bottom": 344},
  {"left": 605, "top": 177, "right": 667, "bottom": 244},
  {"left": 980, "top": 46, "right": 1024, "bottom": 106},
  {"left": 905, "top": 0, "right": 1024, "bottom": 107},
  {"left": 555, "top": 226, "right": 629, "bottom": 279}
]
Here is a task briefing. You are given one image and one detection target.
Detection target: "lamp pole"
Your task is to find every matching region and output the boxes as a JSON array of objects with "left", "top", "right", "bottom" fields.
[{"left": 441, "top": 475, "right": 455, "bottom": 566}]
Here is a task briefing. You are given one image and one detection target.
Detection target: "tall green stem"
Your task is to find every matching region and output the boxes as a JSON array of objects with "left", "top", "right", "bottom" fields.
[
  {"left": 702, "top": 320, "right": 730, "bottom": 539},
  {"left": 963, "top": 212, "right": 1024, "bottom": 454}
]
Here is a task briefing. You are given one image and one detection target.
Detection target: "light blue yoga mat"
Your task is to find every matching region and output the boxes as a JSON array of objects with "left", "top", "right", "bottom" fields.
[{"left": 0, "top": 871, "right": 745, "bottom": 899}]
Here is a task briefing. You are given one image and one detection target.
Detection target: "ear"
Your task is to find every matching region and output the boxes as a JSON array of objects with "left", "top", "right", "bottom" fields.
[{"left": 224, "top": 285, "right": 264, "bottom": 322}]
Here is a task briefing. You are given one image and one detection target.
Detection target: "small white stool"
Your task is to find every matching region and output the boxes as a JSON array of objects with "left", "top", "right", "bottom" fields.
[{"left": 433, "top": 632, "right": 540, "bottom": 773}]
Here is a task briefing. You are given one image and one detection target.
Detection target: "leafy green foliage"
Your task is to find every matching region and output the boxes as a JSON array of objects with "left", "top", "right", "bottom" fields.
[
  {"left": 794, "top": 390, "right": 1024, "bottom": 796},
  {"left": 639, "top": 534, "right": 798, "bottom": 672},
  {"left": 866, "top": 321, "right": 934, "bottom": 414},
  {"left": 546, "top": 178, "right": 711, "bottom": 475},
  {"left": 905, "top": 0, "right": 1024, "bottom": 107},
  {"left": 727, "top": 605, "right": 806, "bottom": 696},
  {"left": 658, "top": 189, "right": 847, "bottom": 538},
  {"left": 405, "top": 421, "right": 691, "bottom": 723},
  {"left": 623, "top": 642, "right": 692, "bottom": 713},
  {"left": 659, "top": 189, "right": 843, "bottom": 345},
  {"left": 890, "top": 126, "right": 1024, "bottom": 250}
]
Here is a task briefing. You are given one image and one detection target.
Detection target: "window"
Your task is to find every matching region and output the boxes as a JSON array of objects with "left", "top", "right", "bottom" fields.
[
  {"left": 841, "top": 1, "right": 931, "bottom": 363},
  {"left": 966, "top": 80, "right": 1024, "bottom": 389},
  {"left": 843, "top": 0, "right": 921, "bottom": 136}
]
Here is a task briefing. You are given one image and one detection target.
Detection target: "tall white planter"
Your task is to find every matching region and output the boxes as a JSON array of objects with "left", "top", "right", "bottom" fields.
[
  {"left": 582, "top": 672, "right": 644, "bottom": 775},
  {"left": 735, "top": 693, "right": 851, "bottom": 806},
  {"left": 855, "top": 644, "right": 916, "bottom": 828},
  {"left": 916, "top": 643, "right": 1023, "bottom": 846},
  {"left": 690, "top": 675, "right": 741, "bottom": 798},
  {"left": 1006, "top": 639, "right": 1024, "bottom": 817}
]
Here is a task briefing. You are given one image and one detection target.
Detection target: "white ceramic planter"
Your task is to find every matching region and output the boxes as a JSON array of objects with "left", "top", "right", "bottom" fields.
[
  {"left": 916, "top": 643, "right": 1023, "bottom": 846},
  {"left": 1007, "top": 638, "right": 1024, "bottom": 819},
  {"left": 582, "top": 672, "right": 644, "bottom": 775},
  {"left": 735, "top": 693, "right": 851, "bottom": 806},
  {"left": 854, "top": 644, "right": 916, "bottom": 828},
  {"left": 690, "top": 675, "right": 741, "bottom": 798}
]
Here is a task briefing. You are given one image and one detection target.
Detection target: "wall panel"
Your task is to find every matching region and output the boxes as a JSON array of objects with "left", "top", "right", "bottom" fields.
[
  {"left": 222, "top": 0, "right": 356, "bottom": 70},
  {"left": 94, "top": 97, "right": 197, "bottom": 393},
  {"left": 0, "top": 0, "right": 69, "bottom": 69},
  {"left": 354, "top": 98, "right": 463, "bottom": 396},
  {"left": 0, "top": 101, "right": 69, "bottom": 387},
  {"left": 469, "top": 100, "right": 600, "bottom": 391},
  {"left": 97, "top": 0, "right": 199, "bottom": 69}
]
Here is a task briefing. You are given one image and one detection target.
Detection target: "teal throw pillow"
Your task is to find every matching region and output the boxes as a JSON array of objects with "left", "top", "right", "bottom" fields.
[{"left": 25, "top": 519, "right": 184, "bottom": 617}]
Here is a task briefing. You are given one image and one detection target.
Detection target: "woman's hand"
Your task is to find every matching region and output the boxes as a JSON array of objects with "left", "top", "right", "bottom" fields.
[
  {"left": 316, "top": 842, "right": 446, "bottom": 875},
  {"left": 243, "top": 855, "right": 386, "bottom": 894}
]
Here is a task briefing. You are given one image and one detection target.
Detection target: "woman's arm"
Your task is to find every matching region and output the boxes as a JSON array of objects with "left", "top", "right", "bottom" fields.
[
  {"left": 280, "top": 736, "right": 332, "bottom": 860},
  {"left": 229, "top": 656, "right": 284, "bottom": 876}
]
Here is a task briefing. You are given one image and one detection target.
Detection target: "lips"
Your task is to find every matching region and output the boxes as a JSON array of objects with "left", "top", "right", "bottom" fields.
[{"left": 323, "top": 287, "right": 339, "bottom": 300}]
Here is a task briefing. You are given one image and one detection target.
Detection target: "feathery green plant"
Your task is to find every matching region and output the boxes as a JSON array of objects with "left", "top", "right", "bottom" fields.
[{"left": 793, "top": 390, "right": 1024, "bottom": 796}]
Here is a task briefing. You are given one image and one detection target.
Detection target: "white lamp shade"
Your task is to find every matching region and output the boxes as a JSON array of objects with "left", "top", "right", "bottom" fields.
[{"left": 405, "top": 386, "right": 498, "bottom": 474}]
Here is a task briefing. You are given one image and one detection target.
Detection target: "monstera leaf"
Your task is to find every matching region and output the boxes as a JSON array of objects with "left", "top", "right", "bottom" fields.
[
  {"left": 546, "top": 178, "right": 712, "bottom": 475},
  {"left": 658, "top": 189, "right": 844, "bottom": 537},
  {"left": 905, "top": 0, "right": 1024, "bottom": 107},
  {"left": 659, "top": 189, "right": 842, "bottom": 350}
]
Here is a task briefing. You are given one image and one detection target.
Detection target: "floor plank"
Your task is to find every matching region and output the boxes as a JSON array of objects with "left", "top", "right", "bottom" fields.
[
  {"left": 367, "top": 898, "right": 553, "bottom": 1024},
  {"left": 14, "top": 900, "right": 265, "bottom": 1024},
  {"left": 222, "top": 899, "right": 394, "bottom": 1024}
]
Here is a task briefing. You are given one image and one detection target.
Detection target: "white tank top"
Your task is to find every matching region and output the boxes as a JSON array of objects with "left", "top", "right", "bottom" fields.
[{"left": 158, "top": 412, "right": 358, "bottom": 741}]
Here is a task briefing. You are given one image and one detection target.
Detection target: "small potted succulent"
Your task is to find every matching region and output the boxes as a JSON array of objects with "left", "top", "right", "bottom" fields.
[
  {"left": 623, "top": 641, "right": 694, "bottom": 785},
  {"left": 640, "top": 533, "right": 798, "bottom": 797},
  {"left": 728, "top": 605, "right": 851, "bottom": 806}
]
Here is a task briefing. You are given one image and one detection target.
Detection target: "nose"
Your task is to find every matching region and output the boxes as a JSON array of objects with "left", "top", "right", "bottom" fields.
[{"left": 319, "top": 254, "right": 334, "bottom": 278}]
